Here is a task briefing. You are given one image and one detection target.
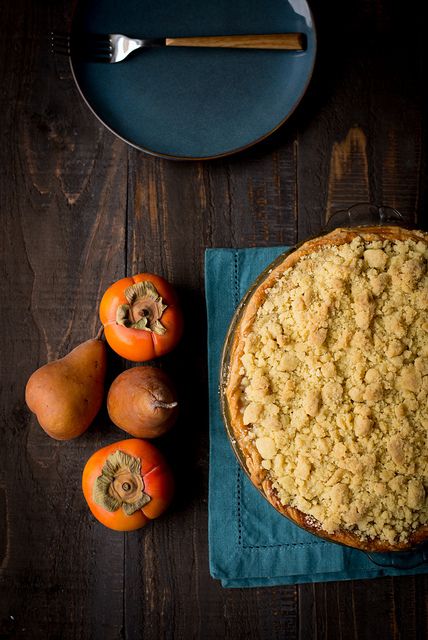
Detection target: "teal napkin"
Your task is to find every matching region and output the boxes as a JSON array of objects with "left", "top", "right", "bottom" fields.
[{"left": 205, "top": 247, "right": 428, "bottom": 588}]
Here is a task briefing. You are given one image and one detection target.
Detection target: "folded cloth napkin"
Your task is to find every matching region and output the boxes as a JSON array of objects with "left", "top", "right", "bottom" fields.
[{"left": 205, "top": 247, "right": 428, "bottom": 588}]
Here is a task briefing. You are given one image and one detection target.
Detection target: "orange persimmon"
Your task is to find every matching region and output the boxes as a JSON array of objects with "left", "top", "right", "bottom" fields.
[
  {"left": 82, "top": 438, "right": 174, "bottom": 531},
  {"left": 99, "top": 273, "right": 183, "bottom": 361}
]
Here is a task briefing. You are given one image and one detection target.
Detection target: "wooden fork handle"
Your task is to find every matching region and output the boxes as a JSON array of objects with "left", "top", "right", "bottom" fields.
[{"left": 165, "top": 33, "right": 306, "bottom": 50}]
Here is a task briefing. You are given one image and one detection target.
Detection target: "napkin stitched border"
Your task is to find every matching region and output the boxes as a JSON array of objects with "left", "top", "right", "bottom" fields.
[
  {"left": 232, "top": 249, "right": 326, "bottom": 552},
  {"left": 236, "top": 464, "right": 326, "bottom": 550}
]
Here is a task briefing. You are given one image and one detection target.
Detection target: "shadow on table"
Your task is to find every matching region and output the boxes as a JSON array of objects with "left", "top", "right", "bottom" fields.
[
  {"left": 217, "top": 0, "right": 423, "bottom": 164},
  {"left": 153, "top": 285, "right": 209, "bottom": 513}
]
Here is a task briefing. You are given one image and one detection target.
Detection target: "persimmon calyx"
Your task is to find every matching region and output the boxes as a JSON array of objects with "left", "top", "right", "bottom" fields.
[
  {"left": 116, "top": 281, "right": 167, "bottom": 335},
  {"left": 93, "top": 450, "right": 151, "bottom": 515}
]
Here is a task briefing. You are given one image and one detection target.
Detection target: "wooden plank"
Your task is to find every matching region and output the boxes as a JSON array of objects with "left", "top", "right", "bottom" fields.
[
  {"left": 124, "top": 153, "right": 219, "bottom": 639},
  {"left": 0, "top": 2, "right": 129, "bottom": 638},
  {"left": 298, "top": 579, "right": 395, "bottom": 640},
  {"left": 297, "top": 0, "right": 425, "bottom": 236},
  {"left": 390, "top": 575, "right": 428, "bottom": 639},
  {"left": 123, "top": 143, "right": 300, "bottom": 638}
]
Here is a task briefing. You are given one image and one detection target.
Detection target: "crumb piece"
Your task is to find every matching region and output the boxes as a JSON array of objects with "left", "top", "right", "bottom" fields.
[
  {"left": 278, "top": 353, "right": 299, "bottom": 372},
  {"left": 388, "top": 436, "right": 405, "bottom": 466},
  {"left": 255, "top": 437, "right": 276, "bottom": 460},
  {"left": 302, "top": 389, "right": 321, "bottom": 417},
  {"left": 243, "top": 402, "right": 262, "bottom": 425},
  {"left": 354, "top": 414, "right": 373, "bottom": 437}
]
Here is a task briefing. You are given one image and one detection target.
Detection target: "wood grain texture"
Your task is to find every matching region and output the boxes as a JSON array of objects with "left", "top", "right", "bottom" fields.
[
  {"left": 0, "top": 2, "right": 128, "bottom": 639},
  {"left": 0, "top": 0, "right": 427, "bottom": 638},
  {"left": 165, "top": 33, "right": 305, "bottom": 50}
]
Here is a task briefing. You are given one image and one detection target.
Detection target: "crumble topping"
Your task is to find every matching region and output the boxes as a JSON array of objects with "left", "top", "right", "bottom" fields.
[{"left": 239, "top": 236, "right": 428, "bottom": 544}]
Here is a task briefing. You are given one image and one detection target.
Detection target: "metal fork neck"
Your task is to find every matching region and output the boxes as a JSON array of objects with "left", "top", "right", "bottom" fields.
[{"left": 135, "top": 38, "right": 166, "bottom": 47}]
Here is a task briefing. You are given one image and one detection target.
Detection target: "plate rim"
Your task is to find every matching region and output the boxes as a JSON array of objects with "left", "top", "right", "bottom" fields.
[{"left": 69, "top": 2, "right": 317, "bottom": 160}]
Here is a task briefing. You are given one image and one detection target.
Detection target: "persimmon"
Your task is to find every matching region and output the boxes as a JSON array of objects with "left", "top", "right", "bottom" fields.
[
  {"left": 99, "top": 273, "right": 183, "bottom": 361},
  {"left": 82, "top": 438, "right": 174, "bottom": 531}
]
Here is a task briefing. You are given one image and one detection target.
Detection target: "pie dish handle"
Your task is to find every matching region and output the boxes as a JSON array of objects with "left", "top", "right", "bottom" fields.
[
  {"left": 364, "top": 546, "right": 428, "bottom": 570},
  {"left": 322, "top": 202, "right": 405, "bottom": 232}
]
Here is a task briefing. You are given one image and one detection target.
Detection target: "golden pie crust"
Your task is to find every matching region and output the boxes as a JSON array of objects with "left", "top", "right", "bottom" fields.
[{"left": 225, "top": 226, "right": 428, "bottom": 552}]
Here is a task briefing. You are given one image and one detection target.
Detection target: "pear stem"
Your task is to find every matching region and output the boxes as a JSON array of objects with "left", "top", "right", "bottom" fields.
[
  {"left": 96, "top": 326, "right": 105, "bottom": 341},
  {"left": 153, "top": 401, "right": 178, "bottom": 410}
]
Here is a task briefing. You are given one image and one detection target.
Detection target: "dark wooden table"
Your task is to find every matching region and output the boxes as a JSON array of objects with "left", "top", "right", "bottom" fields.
[{"left": 1, "top": 1, "right": 427, "bottom": 638}]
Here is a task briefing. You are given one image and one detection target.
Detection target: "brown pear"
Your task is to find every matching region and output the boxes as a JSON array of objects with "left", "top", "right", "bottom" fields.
[
  {"left": 107, "top": 366, "right": 178, "bottom": 438},
  {"left": 25, "top": 336, "right": 107, "bottom": 440}
]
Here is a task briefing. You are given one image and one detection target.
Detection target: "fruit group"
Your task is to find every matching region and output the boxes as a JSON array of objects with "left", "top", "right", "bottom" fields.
[
  {"left": 82, "top": 438, "right": 174, "bottom": 531},
  {"left": 107, "top": 366, "right": 178, "bottom": 438},
  {"left": 25, "top": 336, "right": 107, "bottom": 440},
  {"left": 99, "top": 273, "right": 183, "bottom": 361}
]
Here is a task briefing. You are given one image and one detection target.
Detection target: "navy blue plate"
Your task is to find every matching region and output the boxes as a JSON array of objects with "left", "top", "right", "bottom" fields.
[{"left": 71, "top": 0, "right": 316, "bottom": 159}]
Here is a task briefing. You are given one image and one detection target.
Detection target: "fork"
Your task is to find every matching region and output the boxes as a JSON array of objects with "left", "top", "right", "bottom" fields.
[{"left": 51, "top": 32, "right": 306, "bottom": 63}]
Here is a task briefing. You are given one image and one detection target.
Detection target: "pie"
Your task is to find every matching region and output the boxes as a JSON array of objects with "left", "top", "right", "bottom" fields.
[{"left": 224, "top": 226, "right": 428, "bottom": 551}]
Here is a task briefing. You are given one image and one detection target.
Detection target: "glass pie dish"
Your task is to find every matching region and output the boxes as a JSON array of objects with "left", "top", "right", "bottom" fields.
[{"left": 220, "top": 203, "right": 428, "bottom": 565}]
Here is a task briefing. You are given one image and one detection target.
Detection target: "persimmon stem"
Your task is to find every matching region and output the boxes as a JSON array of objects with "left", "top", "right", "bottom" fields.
[
  {"left": 93, "top": 450, "right": 151, "bottom": 515},
  {"left": 116, "top": 281, "right": 167, "bottom": 334}
]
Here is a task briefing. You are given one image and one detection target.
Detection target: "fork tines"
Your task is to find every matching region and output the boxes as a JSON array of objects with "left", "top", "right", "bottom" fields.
[
  {"left": 50, "top": 32, "right": 71, "bottom": 55},
  {"left": 50, "top": 32, "right": 113, "bottom": 62}
]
